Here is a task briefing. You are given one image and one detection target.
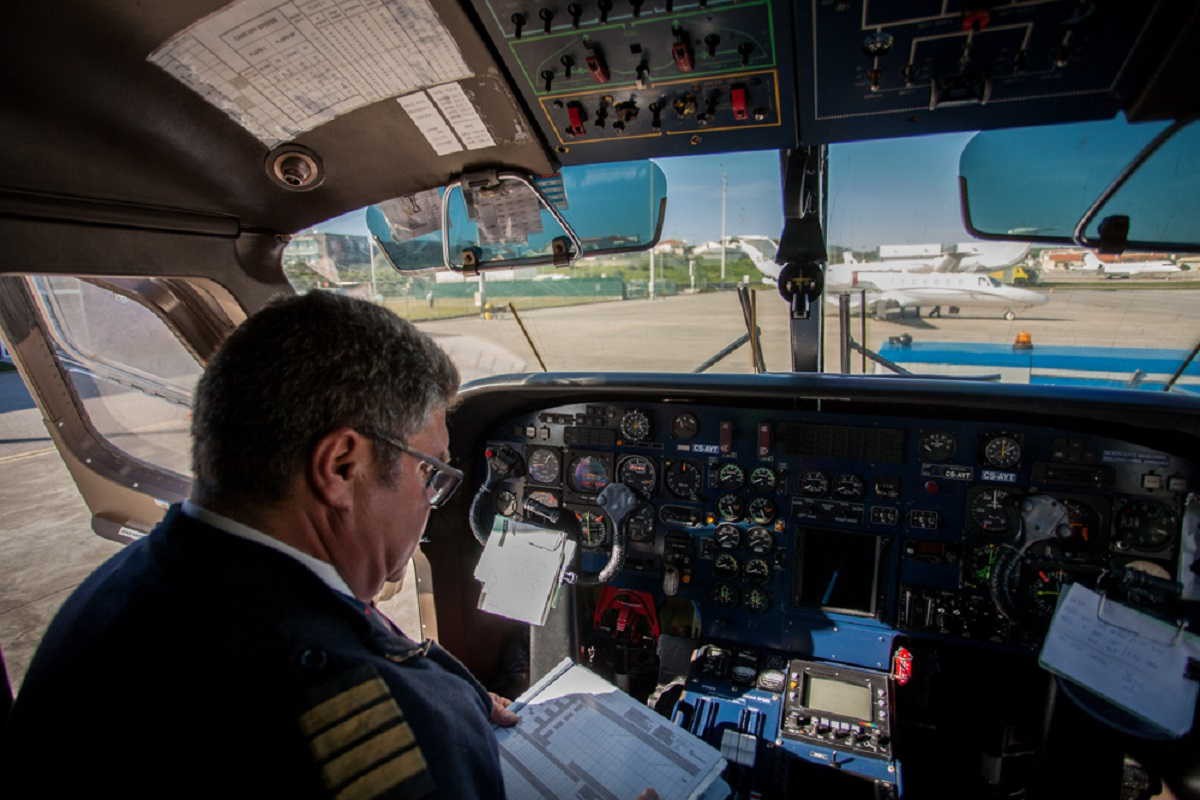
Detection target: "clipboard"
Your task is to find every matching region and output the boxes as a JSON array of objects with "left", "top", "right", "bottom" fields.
[
  {"left": 474, "top": 522, "right": 576, "bottom": 626},
  {"left": 1038, "top": 583, "right": 1200, "bottom": 738}
]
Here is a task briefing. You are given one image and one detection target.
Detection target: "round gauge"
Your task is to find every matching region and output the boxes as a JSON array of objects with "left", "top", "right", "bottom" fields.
[
  {"left": 747, "top": 527, "right": 773, "bottom": 554},
  {"left": 569, "top": 455, "right": 610, "bottom": 494},
  {"left": 665, "top": 459, "right": 702, "bottom": 499},
  {"left": 527, "top": 448, "right": 561, "bottom": 485},
  {"left": 748, "top": 497, "right": 776, "bottom": 524},
  {"left": 717, "top": 494, "right": 744, "bottom": 521},
  {"left": 714, "top": 523, "right": 741, "bottom": 549},
  {"left": 714, "top": 553, "right": 740, "bottom": 575},
  {"left": 919, "top": 431, "right": 957, "bottom": 462},
  {"left": 617, "top": 455, "right": 658, "bottom": 497},
  {"left": 496, "top": 489, "right": 518, "bottom": 517},
  {"left": 749, "top": 467, "right": 777, "bottom": 490},
  {"left": 983, "top": 434, "right": 1022, "bottom": 468},
  {"left": 671, "top": 413, "right": 699, "bottom": 440},
  {"left": 527, "top": 489, "right": 559, "bottom": 509},
  {"left": 798, "top": 471, "right": 828, "bottom": 496},
  {"left": 619, "top": 409, "right": 652, "bottom": 442},
  {"left": 744, "top": 588, "right": 770, "bottom": 612},
  {"left": 1115, "top": 500, "right": 1177, "bottom": 551},
  {"left": 624, "top": 504, "right": 656, "bottom": 543},
  {"left": 713, "top": 583, "right": 739, "bottom": 607},
  {"left": 969, "top": 488, "right": 1016, "bottom": 534},
  {"left": 717, "top": 463, "right": 745, "bottom": 490},
  {"left": 575, "top": 510, "right": 608, "bottom": 548},
  {"left": 834, "top": 473, "right": 865, "bottom": 499},
  {"left": 743, "top": 558, "right": 770, "bottom": 582}
]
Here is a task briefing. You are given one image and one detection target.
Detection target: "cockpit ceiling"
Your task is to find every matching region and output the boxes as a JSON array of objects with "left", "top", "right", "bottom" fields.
[{"left": 1, "top": 1, "right": 1194, "bottom": 236}]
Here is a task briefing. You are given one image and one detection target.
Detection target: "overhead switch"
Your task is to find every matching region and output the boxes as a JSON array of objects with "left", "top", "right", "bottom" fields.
[
  {"left": 731, "top": 86, "right": 748, "bottom": 120},
  {"left": 566, "top": 102, "right": 587, "bottom": 136},
  {"left": 586, "top": 48, "right": 611, "bottom": 83}
]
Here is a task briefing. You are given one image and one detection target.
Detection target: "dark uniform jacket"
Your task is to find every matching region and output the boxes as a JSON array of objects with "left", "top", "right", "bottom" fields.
[{"left": 6, "top": 506, "right": 506, "bottom": 799}]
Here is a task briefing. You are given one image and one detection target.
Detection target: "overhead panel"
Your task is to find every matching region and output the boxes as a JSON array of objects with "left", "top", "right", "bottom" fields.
[
  {"left": 470, "top": 0, "right": 798, "bottom": 164},
  {"left": 798, "top": 0, "right": 1160, "bottom": 144}
]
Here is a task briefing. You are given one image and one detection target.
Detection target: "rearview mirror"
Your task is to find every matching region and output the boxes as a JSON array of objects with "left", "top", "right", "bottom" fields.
[{"left": 368, "top": 160, "right": 667, "bottom": 272}]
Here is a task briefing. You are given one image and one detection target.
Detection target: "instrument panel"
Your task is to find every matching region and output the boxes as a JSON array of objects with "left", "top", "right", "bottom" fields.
[{"left": 484, "top": 401, "right": 1194, "bottom": 663}]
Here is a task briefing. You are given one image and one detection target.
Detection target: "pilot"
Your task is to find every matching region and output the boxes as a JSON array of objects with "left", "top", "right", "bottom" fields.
[{"left": 7, "top": 292, "right": 517, "bottom": 797}]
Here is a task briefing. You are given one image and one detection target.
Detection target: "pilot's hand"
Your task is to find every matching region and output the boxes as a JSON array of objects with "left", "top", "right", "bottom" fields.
[
  {"left": 488, "top": 692, "right": 519, "bottom": 727},
  {"left": 636, "top": 790, "right": 659, "bottom": 800}
]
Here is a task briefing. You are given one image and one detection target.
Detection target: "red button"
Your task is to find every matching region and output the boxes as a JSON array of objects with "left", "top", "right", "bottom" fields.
[
  {"left": 731, "top": 86, "right": 748, "bottom": 120},
  {"left": 924, "top": 480, "right": 939, "bottom": 494}
]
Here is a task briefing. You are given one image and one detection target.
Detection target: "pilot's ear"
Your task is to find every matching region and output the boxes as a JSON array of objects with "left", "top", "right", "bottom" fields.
[{"left": 308, "top": 427, "right": 370, "bottom": 510}]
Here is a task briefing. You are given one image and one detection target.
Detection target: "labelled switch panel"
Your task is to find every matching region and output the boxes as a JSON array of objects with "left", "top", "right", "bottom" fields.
[
  {"left": 470, "top": 0, "right": 797, "bottom": 163},
  {"left": 800, "top": 1, "right": 1161, "bottom": 143}
]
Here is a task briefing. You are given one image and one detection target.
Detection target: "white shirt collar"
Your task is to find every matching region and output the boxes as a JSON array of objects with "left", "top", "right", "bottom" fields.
[{"left": 180, "top": 499, "right": 356, "bottom": 599}]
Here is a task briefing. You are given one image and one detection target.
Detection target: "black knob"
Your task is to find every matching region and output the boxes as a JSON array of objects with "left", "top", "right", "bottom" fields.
[
  {"left": 539, "top": 7, "right": 554, "bottom": 33},
  {"left": 737, "top": 42, "right": 754, "bottom": 66},
  {"left": 598, "top": 0, "right": 612, "bottom": 23},
  {"left": 703, "top": 33, "right": 720, "bottom": 58},
  {"left": 511, "top": 12, "right": 526, "bottom": 38},
  {"left": 567, "top": 2, "right": 583, "bottom": 27},
  {"left": 630, "top": 0, "right": 644, "bottom": 17},
  {"left": 540, "top": 69, "right": 555, "bottom": 91},
  {"left": 560, "top": 54, "right": 574, "bottom": 78}
]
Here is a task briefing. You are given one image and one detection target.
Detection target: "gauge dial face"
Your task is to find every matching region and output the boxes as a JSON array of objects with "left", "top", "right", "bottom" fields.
[
  {"left": 715, "top": 523, "right": 741, "bottom": 550},
  {"left": 1060, "top": 499, "right": 1098, "bottom": 549},
  {"left": 717, "top": 494, "right": 744, "bottom": 521},
  {"left": 713, "top": 583, "right": 739, "bottom": 607},
  {"left": 748, "top": 497, "right": 776, "bottom": 524},
  {"left": 665, "top": 459, "right": 702, "bottom": 499},
  {"left": 798, "top": 471, "right": 828, "bottom": 496},
  {"left": 874, "top": 477, "right": 901, "bottom": 498},
  {"left": 496, "top": 490, "right": 518, "bottom": 517},
  {"left": 620, "top": 409, "right": 652, "bottom": 441},
  {"left": 671, "top": 413, "right": 699, "bottom": 440},
  {"left": 569, "top": 455, "right": 610, "bottom": 493},
  {"left": 617, "top": 455, "right": 657, "bottom": 497},
  {"left": 834, "top": 473, "right": 865, "bottom": 498},
  {"left": 575, "top": 510, "right": 608, "bottom": 548},
  {"left": 527, "top": 448, "right": 561, "bottom": 485},
  {"left": 743, "top": 558, "right": 770, "bottom": 581},
  {"left": 744, "top": 588, "right": 770, "bottom": 612},
  {"left": 919, "top": 431, "right": 957, "bottom": 462},
  {"left": 526, "top": 490, "right": 559, "bottom": 509},
  {"left": 624, "top": 504, "right": 656, "bottom": 543},
  {"left": 714, "top": 553, "right": 740, "bottom": 575},
  {"left": 717, "top": 463, "right": 745, "bottom": 490},
  {"left": 747, "top": 527, "right": 773, "bottom": 554},
  {"left": 983, "top": 434, "right": 1022, "bottom": 468},
  {"left": 1115, "top": 500, "right": 1177, "bottom": 551},
  {"left": 749, "top": 467, "right": 777, "bottom": 490},
  {"left": 969, "top": 488, "right": 1016, "bottom": 533}
]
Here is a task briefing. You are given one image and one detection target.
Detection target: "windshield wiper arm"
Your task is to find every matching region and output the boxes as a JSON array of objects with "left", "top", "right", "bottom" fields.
[{"left": 1164, "top": 338, "right": 1200, "bottom": 392}]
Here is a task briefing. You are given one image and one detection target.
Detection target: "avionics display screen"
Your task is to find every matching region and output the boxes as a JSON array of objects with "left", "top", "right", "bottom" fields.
[
  {"left": 794, "top": 529, "right": 881, "bottom": 615},
  {"left": 803, "top": 676, "right": 872, "bottom": 720},
  {"left": 776, "top": 422, "right": 904, "bottom": 463}
]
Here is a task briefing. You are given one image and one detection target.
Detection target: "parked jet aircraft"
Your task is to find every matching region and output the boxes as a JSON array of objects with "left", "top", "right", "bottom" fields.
[
  {"left": 1083, "top": 252, "right": 1181, "bottom": 278},
  {"left": 739, "top": 240, "right": 1048, "bottom": 320}
]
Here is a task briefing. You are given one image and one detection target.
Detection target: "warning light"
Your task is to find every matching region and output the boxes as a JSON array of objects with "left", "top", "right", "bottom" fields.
[
  {"left": 1013, "top": 331, "right": 1033, "bottom": 350},
  {"left": 892, "top": 646, "right": 913, "bottom": 686},
  {"left": 485, "top": 448, "right": 495, "bottom": 459}
]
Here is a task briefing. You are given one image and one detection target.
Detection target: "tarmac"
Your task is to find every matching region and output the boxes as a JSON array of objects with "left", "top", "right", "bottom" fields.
[{"left": 3, "top": 284, "right": 1199, "bottom": 691}]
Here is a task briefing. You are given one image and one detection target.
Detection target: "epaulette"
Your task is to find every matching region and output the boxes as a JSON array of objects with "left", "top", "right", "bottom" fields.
[{"left": 297, "top": 664, "right": 435, "bottom": 799}]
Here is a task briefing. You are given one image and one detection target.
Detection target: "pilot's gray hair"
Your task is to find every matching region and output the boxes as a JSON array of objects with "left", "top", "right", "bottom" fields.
[{"left": 191, "top": 291, "right": 459, "bottom": 504}]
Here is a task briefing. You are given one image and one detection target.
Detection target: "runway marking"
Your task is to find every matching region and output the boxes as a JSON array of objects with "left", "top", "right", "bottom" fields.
[{"left": 0, "top": 446, "right": 56, "bottom": 465}]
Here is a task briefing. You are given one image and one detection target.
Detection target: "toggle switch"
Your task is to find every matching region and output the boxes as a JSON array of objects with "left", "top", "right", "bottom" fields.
[
  {"left": 649, "top": 100, "right": 664, "bottom": 129},
  {"left": 630, "top": 0, "right": 644, "bottom": 18},
  {"left": 540, "top": 69, "right": 555, "bottom": 92},
  {"left": 585, "top": 46, "right": 611, "bottom": 83},
  {"left": 703, "top": 33, "right": 720, "bottom": 58},
  {"left": 672, "top": 29, "right": 695, "bottom": 72},
  {"left": 566, "top": 101, "right": 587, "bottom": 136},
  {"left": 598, "top": 0, "right": 612, "bottom": 24},
  {"left": 737, "top": 42, "right": 754, "bottom": 66},
  {"left": 567, "top": 2, "right": 582, "bottom": 28},
  {"left": 538, "top": 7, "right": 554, "bottom": 33},
  {"left": 731, "top": 85, "right": 748, "bottom": 120},
  {"left": 560, "top": 54, "right": 575, "bottom": 78},
  {"left": 511, "top": 12, "right": 526, "bottom": 38}
]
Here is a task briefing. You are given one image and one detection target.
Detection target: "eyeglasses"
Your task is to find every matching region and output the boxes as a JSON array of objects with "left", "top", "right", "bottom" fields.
[{"left": 364, "top": 430, "right": 464, "bottom": 508}]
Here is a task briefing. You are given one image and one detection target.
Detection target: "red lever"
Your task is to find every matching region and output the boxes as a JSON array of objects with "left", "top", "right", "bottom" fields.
[
  {"left": 731, "top": 86, "right": 748, "bottom": 120},
  {"left": 585, "top": 51, "right": 610, "bottom": 83},
  {"left": 672, "top": 41, "right": 694, "bottom": 72},
  {"left": 566, "top": 102, "right": 586, "bottom": 136}
]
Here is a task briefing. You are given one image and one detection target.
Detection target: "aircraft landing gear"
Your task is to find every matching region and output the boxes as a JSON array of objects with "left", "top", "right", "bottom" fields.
[
  {"left": 1004, "top": 309, "right": 1016, "bottom": 321},
  {"left": 929, "top": 305, "right": 942, "bottom": 318}
]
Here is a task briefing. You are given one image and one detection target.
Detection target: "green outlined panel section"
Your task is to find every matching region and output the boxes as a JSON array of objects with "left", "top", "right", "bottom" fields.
[{"left": 483, "top": 0, "right": 776, "bottom": 97}]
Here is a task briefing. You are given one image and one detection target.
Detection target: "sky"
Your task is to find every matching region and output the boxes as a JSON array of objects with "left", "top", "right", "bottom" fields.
[{"left": 317, "top": 133, "right": 978, "bottom": 252}]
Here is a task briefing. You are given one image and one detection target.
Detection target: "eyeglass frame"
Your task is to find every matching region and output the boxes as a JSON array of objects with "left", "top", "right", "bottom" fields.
[{"left": 360, "top": 429, "right": 464, "bottom": 508}]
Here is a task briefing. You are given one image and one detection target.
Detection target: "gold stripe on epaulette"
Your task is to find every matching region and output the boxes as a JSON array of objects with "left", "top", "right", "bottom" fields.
[
  {"left": 322, "top": 721, "right": 419, "bottom": 788},
  {"left": 299, "top": 676, "right": 390, "bottom": 736},
  {"left": 335, "top": 747, "right": 428, "bottom": 800},
  {"left": 310, "top": 700, "right": 405, "bottom": 761}
]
